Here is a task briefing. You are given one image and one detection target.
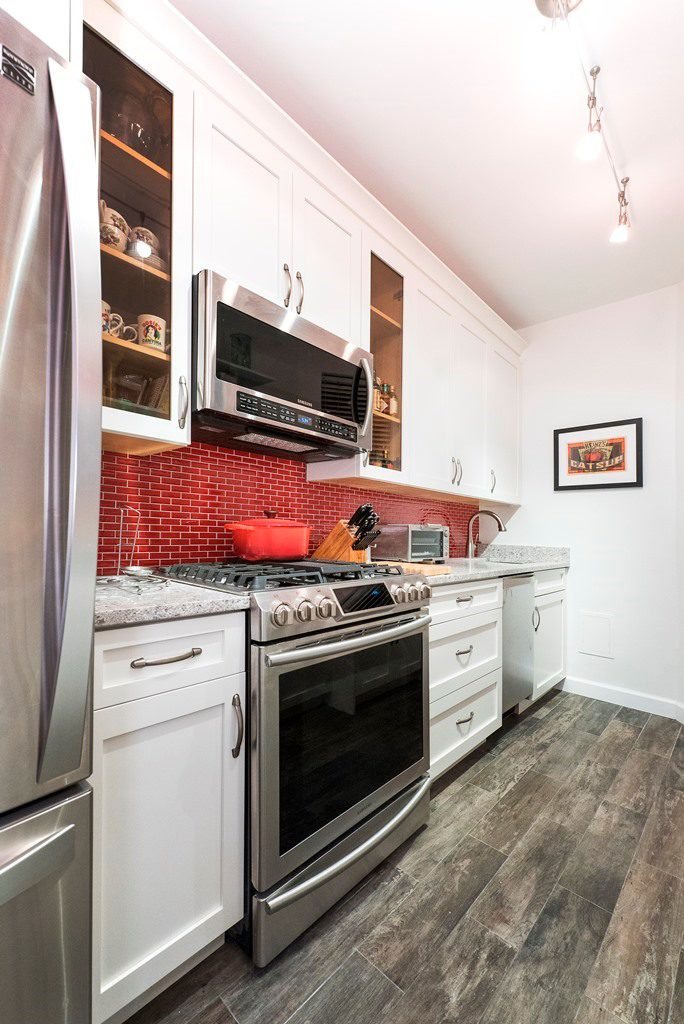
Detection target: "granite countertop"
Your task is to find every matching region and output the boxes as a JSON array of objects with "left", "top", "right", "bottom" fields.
[
  {"left": 94, "top": 579, "right": 249, "bottom": 630},
  {"left": 94, "top": 545, "right": 569, "bottom": 628},
  {"left": 427, "top": 545, "right": 570, "bottom": 586}
]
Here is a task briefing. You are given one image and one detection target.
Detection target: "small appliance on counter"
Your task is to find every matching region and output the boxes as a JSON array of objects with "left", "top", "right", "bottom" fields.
[
  {"left": 193, "top": 271, "right": 373, "bottom": 461},
  {"left": 371, "top": 523, "right": 449, "bottom": 563}
]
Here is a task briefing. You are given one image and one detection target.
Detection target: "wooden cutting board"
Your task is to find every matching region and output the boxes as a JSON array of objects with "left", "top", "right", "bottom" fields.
[{"left": 375, "top": 561, "right": 452, "bottom": 576}]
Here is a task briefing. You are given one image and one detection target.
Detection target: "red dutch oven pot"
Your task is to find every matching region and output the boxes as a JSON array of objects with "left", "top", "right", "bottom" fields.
[{"left": 224, "top": 511, "right": 311, "bottom": 561}]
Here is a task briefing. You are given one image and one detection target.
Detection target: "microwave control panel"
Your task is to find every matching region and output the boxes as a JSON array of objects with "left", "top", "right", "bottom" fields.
[{"left": 237, "top": 391, "right": 358, "bottom": 442}]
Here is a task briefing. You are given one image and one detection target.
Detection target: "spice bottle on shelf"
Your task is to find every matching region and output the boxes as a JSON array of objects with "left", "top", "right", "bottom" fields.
[
  {"left": 388, "top": 385, "right": 399, "bottom": 417},
  {"left": 373, "top": 374, "right": 383, "bottom": 413}
]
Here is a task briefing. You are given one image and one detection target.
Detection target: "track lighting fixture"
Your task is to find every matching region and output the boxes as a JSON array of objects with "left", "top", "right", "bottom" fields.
[
  {"left": 576, "top": 66, "right": 602, "bottom": 161},
  {"left": 609, "top": 177, "right": 630, "bottom": 244},
  {"left": 537, "top": 1, "right": 633, "bottom": 244}
]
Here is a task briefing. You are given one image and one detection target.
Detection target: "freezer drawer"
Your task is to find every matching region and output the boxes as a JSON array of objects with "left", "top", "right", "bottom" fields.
[{"left": 0, "top": 784, "right": 91, "bottom": 1024}]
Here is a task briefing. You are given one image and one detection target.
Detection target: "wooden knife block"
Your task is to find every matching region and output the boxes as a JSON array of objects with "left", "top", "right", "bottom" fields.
[{"left": 313, "top": 520, "right": 369, "bottom": 563}]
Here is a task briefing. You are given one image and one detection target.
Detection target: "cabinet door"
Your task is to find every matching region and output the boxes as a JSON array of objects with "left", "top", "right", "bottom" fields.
[
  {"left": 92, "top": 675, "right": 245, "bottom": 1024},
  {"left": 292, "top": 171, "right": 362, "bottom": 343},
  {"left": 453, "top": 318, "right": 488, "bottom": 496},
  {"left": 404, "top": 276, "right": 456, "bottom": 491},
  {"left": 533, "top": 592, "right": 566, "bottom": 698},
  {"left": 86, "top": 0, "right": 193, "bottom": 451},
  {"left": 194, "top": 90, "right": 293, "bottom": 307},
  {"left": 485, "top": 343, "right": 520, "bottom": 502}
]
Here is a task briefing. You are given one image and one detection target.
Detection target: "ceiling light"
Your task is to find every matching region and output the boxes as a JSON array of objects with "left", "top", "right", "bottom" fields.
[
  {"left": 609, "top": 177, "right": 630, "bottom": 243},
  {"left": 535, "top": 0, "right": 583, "bottom": 16},
  {"left": 576, "top": 65, "right": 603, "bottom": 161}
]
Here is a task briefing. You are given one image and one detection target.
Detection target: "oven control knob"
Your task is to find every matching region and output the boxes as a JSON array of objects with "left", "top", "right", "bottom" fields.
[
  {"left": 316, "top": 597, "right": 336, "bottom": 619},
  {"left": 295, "top": 599, "right": 316, "bottom": 622},
  {"left": 406, "top": 584, "right": 420, "bottom": 602},
  {"left": 391, "top": 585, "right": 406, "bottom": 603},
  {"left": 272, "top": 602, "right": 294, "bottom": 627},
  {"left": 419, "top": 583, "right": 432, "bottom": 601}
]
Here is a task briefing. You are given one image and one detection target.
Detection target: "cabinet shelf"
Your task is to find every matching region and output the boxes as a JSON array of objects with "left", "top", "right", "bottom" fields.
[
  {"left": 100, "top": 130, "right": 171, "bottom": 189},
  {"left": 100, "top": 243, "right": 171, "bottom": 282},
  {"left": 370, "top": 305, "right": 402, "bottom": 330},
  {"left": 373, "top": 410, "right": 401, "bottom": 424},
  {"left": 103, "top": 332, "right": 170, "bottom": 375}
]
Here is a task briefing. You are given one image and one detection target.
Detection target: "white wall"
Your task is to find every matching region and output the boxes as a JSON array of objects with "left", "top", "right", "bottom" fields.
[{"left": 491, "top": 285, "right": 683, "bottom": 721}]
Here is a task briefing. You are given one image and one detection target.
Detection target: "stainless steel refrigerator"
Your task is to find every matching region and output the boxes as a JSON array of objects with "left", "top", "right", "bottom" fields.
[{"left": 0, "top": 12, "right": 101, "bottom": 1024}]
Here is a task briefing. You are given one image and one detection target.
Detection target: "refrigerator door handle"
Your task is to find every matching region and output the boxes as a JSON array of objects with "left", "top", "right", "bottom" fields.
[
  {"left": 38, "top": 62, "right": 101, "bottom": 783},
  {"left": 0, "top": 825, "right": 75, "bottom": 909}
]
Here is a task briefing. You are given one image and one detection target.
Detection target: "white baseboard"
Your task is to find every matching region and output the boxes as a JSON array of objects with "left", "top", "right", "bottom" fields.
[{"left": 562, "top": 675, "right": 684, "bottom": 725}]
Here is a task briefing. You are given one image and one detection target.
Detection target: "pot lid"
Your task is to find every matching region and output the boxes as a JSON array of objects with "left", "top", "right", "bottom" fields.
[{"left": 225, "top": 517, "right": 308, "bottom": 529}]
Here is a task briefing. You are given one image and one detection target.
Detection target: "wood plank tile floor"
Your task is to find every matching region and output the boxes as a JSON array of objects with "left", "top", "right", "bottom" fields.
[{"left": 128, "top": 690, "right": 683, "bottom": 1024}]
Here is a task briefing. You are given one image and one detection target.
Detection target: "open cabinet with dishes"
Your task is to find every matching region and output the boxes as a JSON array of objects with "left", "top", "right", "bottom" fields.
[
  {"left": 83, "top": 2, "right": 192, "bottom": 453},
  {"left": 369, "top": 254, "right": 403, "bottom": 471}
]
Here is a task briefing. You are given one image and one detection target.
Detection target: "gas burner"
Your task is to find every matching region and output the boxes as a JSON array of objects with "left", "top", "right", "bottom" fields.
[{"left": 157, "top": 559, "right": 405, "bottom": 592}]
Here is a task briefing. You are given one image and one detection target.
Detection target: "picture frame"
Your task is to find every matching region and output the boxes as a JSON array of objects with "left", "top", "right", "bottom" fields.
[{"left": 554, "top": 418, "right": 643, "bottom": 491}]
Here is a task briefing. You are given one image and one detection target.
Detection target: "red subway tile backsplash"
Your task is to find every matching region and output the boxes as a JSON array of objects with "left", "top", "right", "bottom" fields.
[{"left": 97, "top": 443, "right": 478, "bottom": 576}]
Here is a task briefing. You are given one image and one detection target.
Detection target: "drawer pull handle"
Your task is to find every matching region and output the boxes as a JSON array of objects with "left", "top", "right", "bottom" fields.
[
  {"left": 456, "top": 711, "right": 475, "bottom": 726},
  {"left": 533, "top": 607, "right": 541, "bottom": 632},
  {"left": 456, "top": 595, "right": 474, "bottom": 604},
  {"left": 130, "top": 647, "right": 202, "bottom": 669},
  {"left": 231, "top": 694, "right": 244, "bottom": 758},
  {"left": 455, "top": 645, "right": 474, "bottom": 657}
]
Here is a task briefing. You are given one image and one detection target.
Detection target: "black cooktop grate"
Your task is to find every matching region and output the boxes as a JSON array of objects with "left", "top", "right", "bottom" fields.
[{"left": 157, "top": 560, "right": 404, "bottom": 592}]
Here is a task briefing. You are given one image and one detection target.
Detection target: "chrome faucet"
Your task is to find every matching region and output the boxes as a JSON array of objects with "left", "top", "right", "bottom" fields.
[{"left": 466, "top": 509, "right": 506, "bottom": 559}]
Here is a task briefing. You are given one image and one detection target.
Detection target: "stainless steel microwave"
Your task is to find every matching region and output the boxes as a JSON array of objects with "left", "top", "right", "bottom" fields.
[
  {"left": 371, "top": 524, "right": 450, "bottom": 563},
  {"left": 192, "top": 271, "right": 373, "bottom": 461}
]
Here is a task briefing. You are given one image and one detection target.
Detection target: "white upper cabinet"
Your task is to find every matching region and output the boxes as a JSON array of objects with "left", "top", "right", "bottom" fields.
[
  {"left": 194, "top": 92, "right": 293, "bottom": 307},
  {"left": 405, "top": 276, "right": 457, "bottom": 492},
  {"left": 86, "top": 0, "right": 194, "bottom": 453},
  {"left": 292, "top": 171, "right": 362, "bottom": 344},
  {"left": 453, "top": 319, "right": 488, "bottom": 497},
  {"left": 485, "top": 343, "right": 521, "bottom": 503},
  {"left": 194, "top": 91, "right": 361, "bottom": 342}
]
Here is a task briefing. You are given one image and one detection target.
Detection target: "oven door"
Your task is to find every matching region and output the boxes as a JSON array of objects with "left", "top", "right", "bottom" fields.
[
  {"left": 251, "top": 612, "right": 430, "bottom": 892},
  {"left": 194, "top": 270, "right": 373, "bottom": 451}
]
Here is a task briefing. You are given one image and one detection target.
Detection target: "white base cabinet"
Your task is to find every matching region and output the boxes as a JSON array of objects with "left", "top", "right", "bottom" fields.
[
  {"left": 428, "top": 581, "right": 503, "bottom": 779},
  {"left": 533, "top": 589, "right": 567, "bottom": 700},
  {"left": 92, "top": 616, "right": 246, "bottom": 1024}
]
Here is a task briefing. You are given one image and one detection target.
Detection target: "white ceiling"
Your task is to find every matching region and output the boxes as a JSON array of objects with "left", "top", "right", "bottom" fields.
[{"left": 171, "top": 0, "right": 684, "bottom": 329}]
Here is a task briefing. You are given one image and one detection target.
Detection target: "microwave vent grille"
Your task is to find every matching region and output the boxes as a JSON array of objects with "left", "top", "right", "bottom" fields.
[{"left": 234, "top": 432, "right": 317, "bottom": 454}]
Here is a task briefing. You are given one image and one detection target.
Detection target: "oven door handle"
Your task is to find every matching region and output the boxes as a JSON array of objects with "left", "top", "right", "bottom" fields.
[
  {"left": 263, "top": 774, "right": 431, "bottom": 915},
  {"left": 264, "top": 614, "right": 432, "bottom": 668}
]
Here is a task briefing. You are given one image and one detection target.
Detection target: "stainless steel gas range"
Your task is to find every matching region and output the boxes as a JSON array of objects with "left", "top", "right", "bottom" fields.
[{"left": 159, "top": 560, "right": 432, "bottom": 966}]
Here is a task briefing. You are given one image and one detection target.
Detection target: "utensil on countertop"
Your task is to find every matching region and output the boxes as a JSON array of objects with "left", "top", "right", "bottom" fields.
[
  {"left": 348, "top": 504, "right": 373, "bottom": 530},
  {"left": 354, "top": 510, "right": 379, "bottom": 539},
  {"left": 352, "top": 530, "right": 381, "bottom": 551}
]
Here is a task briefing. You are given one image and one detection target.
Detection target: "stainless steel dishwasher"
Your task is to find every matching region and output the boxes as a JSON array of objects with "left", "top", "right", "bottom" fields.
[{"left": 502, "top": 575, "right": 535, "bottom": 712}]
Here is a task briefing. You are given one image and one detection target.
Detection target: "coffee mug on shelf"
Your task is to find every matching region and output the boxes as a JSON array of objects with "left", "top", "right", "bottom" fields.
[
  {"left": 137, "top": 313, "right": 166, "bottom": 351},
  {"left": 99, "top": 200, "right": 130, "bottom": 236},
  {"left": 110, "top": 316, "right": 138, "bottom": 342}
]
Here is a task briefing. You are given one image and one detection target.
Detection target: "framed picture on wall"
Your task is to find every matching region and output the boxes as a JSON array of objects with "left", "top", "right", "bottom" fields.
[{"left": 554, "top": 418, "right": 643, "bottom": 491}]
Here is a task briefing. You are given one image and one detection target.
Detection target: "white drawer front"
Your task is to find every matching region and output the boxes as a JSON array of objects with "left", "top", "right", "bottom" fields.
[
  {"left": 429, "top": 609, "right": 502, "bottom": 703},
  {"left": 534, "top": 568, "right": 567, "bottom": 596},
  {"left": 94, "top": 615, "right": 246, "bottom": 708},
  {"left": 430, "top": 671, "right": 502, "bottom": 780},
  {"left": 430, "top": 579, "right": 502, "bottom": 626}
]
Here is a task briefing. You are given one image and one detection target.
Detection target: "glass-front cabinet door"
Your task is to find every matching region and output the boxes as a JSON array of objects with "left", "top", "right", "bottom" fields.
[{"left": 84, "top": 0, "right": 192, "bottom": 452}]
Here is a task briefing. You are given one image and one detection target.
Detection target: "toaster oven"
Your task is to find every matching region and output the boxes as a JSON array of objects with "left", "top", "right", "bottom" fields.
[{"left": 371, "top": 524, "right": 450, "bottom": 563}]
